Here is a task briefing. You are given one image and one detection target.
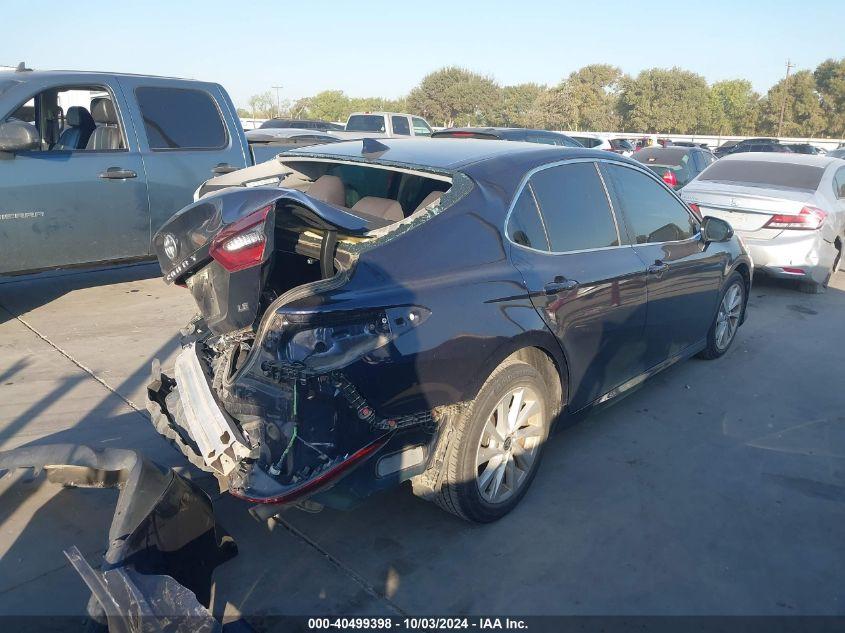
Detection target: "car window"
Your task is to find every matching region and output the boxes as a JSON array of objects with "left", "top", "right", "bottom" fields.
[
  {"left": 346, "top": 115, "right": 386, "bottom": 133},
  {"left": 391, "top": 115, "right": 411, "bottom": 136},
  {"left": 602, "top": 163, "right": 697, "bottom": 244},
  {"left": 834, "top": 167, "right": 845, "bottom": 199},
  {"left": 528, "top": 162, "right": 619, "bottom": 252},
  {"left": 506, "top": 188, "right": 549, "bottom": 251},
  {"left": 698, "top": 159, "right": 825, "bottom": 192},
  {"left": 525, "top": 132, "right": 556, "bottom": 145},
  {"left": 412, "top": 117, "right": 432, "bottom": 136},
  {"left": 136, "top": 87, "right": 227, "bottom": 150}
]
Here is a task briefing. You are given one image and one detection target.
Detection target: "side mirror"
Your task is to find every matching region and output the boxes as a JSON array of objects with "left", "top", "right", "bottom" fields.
[
  {"left": 701, "top": 216, "right": 734, "bottom": 243},
  {"left": 0, "top": 120, "right": 40, "bottom": 153}
]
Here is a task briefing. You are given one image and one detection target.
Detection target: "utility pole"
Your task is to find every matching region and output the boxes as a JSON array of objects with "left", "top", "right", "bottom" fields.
[
  {"left": 776, "top": 59, "right": 794, "bottom": 138},
  {"left": 272, "top": 85, "right": 284, "bottom": 119}
]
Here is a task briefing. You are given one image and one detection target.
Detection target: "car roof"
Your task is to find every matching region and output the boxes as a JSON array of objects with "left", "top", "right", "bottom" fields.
[
  {"left": 2, "top": 68, "right": 205, "bottom": 82},
  {"left": 282, "top": 137, "right": 627, "bottom": 172},
  {"left": 718, "top": 152, "right": 838, "bottom": 168},
  {"left": 434, "top": 127, "right": 572, "bottom": 139}
]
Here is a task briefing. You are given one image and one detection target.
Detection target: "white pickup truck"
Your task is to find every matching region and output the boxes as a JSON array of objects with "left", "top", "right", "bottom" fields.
[{"left": 339, "top": 111, "right": 434, "bottom": 138}]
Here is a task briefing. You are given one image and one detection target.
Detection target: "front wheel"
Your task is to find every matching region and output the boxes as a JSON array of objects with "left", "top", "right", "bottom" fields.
[
  {"left": 698, "top": 272, "right": 745, "bottom": 360},
  {"left": 418, "top": 361, "right": 551, "bottom": 523}
]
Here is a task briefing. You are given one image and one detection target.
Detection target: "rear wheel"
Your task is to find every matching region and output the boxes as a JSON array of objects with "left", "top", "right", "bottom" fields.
[
  {"left": 418, "top": 361, "right": 551, "bottom": 523},
  {"left": 698, "top": 272, "right": 745, "bottom": 360}
]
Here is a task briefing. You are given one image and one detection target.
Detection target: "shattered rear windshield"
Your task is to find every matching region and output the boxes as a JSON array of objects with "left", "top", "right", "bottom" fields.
[{"left": 698, "top": 160, "right": 825, "bottom": 192}]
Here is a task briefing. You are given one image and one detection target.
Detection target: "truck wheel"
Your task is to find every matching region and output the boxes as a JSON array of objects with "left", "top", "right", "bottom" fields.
[
  {"left": 424, "top": 361, "right": 551, "bottom": 523},
  {"left": 698, "top": 272, "right": 745, "bottom": 360}
]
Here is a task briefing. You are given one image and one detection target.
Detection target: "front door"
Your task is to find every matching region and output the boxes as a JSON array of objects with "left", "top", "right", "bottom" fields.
[
  {"left": 507, "top": 161, "right": 649, "bottom": 411},
  {"left": 0, "top": 82, "right": 149, "bottom": 274},
  {"left": 600, "top": 162, "right": 724, "bottom": 367},
  {"left": 115, "top": 77, "right": 251, "bottom": 244}
]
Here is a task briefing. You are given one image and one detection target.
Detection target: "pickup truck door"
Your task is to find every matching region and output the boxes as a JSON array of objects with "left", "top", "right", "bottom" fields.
[
  {"left": 0, "top": 79, "right": 149, "bottom": 274},
  {"left": 115, "top": 77, "right": 251, "bottom": 247}
]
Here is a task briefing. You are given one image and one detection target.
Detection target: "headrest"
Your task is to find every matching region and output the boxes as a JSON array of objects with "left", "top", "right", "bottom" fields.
[
  {"left": 307, "top": 175, "right": 346, "bottom": 207},
  {"left": 66, "top": 106, "right": 94, "bottom": 129},
  {"left": 351, "top": 196, "right": 404, "bottom": 222},
  {"left": 91, "top": 98, "right": 117, "bottom": 124},
  {"left": 414, "top": 191, "right": 443, "bottom": 213}
]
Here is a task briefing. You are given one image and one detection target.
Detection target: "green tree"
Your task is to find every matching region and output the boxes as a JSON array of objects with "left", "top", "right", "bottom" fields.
[
  {"left": 619, "top": 68, "right": 712, "bottom": 133},
  {"left": 407, "top": 67, "right": 502, "bottom": 127},
  {"left": 565, "top": 64, "right": 624, "bottom": 131},
  {"left": 499, "top": 83, "right": 546, "bottom": 126},
  {"left": 758, "top": 70, "right": 825, "bottom": 137},
  {"left": 246, "top": 91, "right": 275, "bottom": 119},
  {"left": 522, "top": 85, "right": 578, "bottom": 130},
  {"left": 293, "top": 90, "right": 352, "bottom": 122},
  {"left": 814, "top": 58, "right": 845, "bottom": 137},
  {"left": 709, "top": 79, "right": 759, "bottom": 135}
]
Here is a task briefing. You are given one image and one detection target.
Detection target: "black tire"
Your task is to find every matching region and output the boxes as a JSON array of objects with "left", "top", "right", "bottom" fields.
[
  {"left": 424, "top": 360, "right": 551, "bottom": 523},
  {"left": 698, "top": 272, "right": 746, "bottom": 360}
]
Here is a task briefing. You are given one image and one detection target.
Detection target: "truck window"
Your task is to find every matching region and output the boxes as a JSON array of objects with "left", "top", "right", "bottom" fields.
[
  {"left": 391, "top": 115, "right": 411, "bottom": 136},
  {"left": 346, "top": 115, "right": 386, "bottom": 133},
  {"left": 3, "top": 85, "right": 126, "bottom": 152},
  {"left": 135, "top": 87, "right": 227, "bottom": 150},
  {"left": 412, "top": 117, "right": 432, "bottom": 136}
]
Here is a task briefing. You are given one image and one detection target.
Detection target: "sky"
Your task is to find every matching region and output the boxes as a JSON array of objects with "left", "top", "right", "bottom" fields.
[{"left": 2, "top": 0, "right": 843, "bottom": 108}]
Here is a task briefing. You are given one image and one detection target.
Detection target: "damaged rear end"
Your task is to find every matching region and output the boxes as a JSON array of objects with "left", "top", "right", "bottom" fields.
[{"left": 147, "top": 157, "right": 458, "bottom": 512}]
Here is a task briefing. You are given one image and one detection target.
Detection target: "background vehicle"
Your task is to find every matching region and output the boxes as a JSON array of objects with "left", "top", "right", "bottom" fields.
[
  {"left": 609, "top": 138, "right": 635, "bottom": 156},
  {"left": 431, "top": 127, "right": 583, "bottom": 146},
  {"left": 341, "top": 111, "right": 433, "bottom": 137},
  {"left": 633, "top": 146, "right": 715, "bottom": 189},
  {"left": 0, "top": 69, "right": 294, "bottom": 275},
  {"left": 147, "top": 138, "right": 750, "bottom": 523},
  {"left": 785, "top": 143, "right": 826, "bottom": 155},
  {"left": 244, "top": 127, "right": 341, "bottom": 150},
  {"left": 682, "top": 153, "right": 845, "bottom": 293},
  {"left": 714, "top": 140, "right": 741, "bottom": 158},
  {"left": 672, "top": 141, "right": 712, "bottom": 150},
  {"left": 568, "top": 133, "right": 613, "bottom": 151},
  {"left": 829, "top": 148, "right": 845, "bottom": 159},
  {"left": 258, "top": 117, "right": 344, "bottom": 131}
]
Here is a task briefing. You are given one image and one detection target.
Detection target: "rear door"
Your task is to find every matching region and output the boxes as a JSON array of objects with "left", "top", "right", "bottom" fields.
[
  {"left": 0, "top": 78, "right": 149, "bottom": 273},
  {"left": 116, "top": 77, "right": 250, "bottom": 248},
  {"left": 600, "top": 162, "right": 723, "bottom": 367},
  {"left": 507, "top": 160, "right": 649, "bottom": 411}
]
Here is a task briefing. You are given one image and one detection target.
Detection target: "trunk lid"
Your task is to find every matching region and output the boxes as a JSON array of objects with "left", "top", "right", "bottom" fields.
[
  {"left": 682, "top": 183, "right": 817, "bottom": 235},
  {"left": 152, "top": 187, "right": 387, "bottom": 334}
]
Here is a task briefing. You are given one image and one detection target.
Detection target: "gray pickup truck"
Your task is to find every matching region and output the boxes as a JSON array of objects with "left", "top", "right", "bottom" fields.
[{"left": 0, "top": 68, "right": 285, "bottom": 275}]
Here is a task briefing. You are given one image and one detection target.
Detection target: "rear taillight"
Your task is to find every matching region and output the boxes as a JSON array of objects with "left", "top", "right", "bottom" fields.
[
  {"left": 662, "top": 171, "right": 678, "bottom": 187},
  {"left": 688, "top": 203, "right": 701, "bottom": 219},
  {"left": 763, "top": 206, "right": 827, "bottom": 230},
  {"left": 210, "top": 204, "right": 272, "bottom": 272}
]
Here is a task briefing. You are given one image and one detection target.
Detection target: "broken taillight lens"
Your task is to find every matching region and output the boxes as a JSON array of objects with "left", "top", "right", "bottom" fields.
[
  {"left": 210, "top": 204, "right": 273, "bottom": 272},
  {"left": 763, "top": 206, "right": 827, "bottom": 230}
]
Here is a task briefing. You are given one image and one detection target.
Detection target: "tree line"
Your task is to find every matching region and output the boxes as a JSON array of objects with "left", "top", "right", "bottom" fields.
[{"left": 238, "top": 59, "right": 845, "bottom": 138}]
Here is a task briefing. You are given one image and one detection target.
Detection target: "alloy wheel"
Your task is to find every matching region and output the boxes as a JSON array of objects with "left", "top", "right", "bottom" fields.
[
  {"left": 475, "top": 386, "right": 544, "bottom": 504},
  {"left": 715, "top": 283, "right": 743, "bottom": 351}
]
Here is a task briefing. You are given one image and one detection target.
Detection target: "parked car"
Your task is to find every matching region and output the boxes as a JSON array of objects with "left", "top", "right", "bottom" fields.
[
  {"left": 829, "top": 148, "right": 845, "bottom": 159},
  {"left": 609, "top": 138, "right": 635, "bottom": 156},
  {"left": 568, "top": 133, "right": 613, "bottom": 151},
  {"left": 340, "top": 112, "right": 433, "bottom": 138},
  {"left": 725, "top": 142, "right": 792, "bottom": 156},
  {"left": 146, "top": 138, "right": 751, "bottom": 523},
  {"left": 714, "top": 140, "right": 741, "bottom": 158},
  {"left": 633, "top": 146, "right": 715, "bottom": 189},
  {"left": 431, "top": 127, "right": 582, "bottom": 147},
  {"left": 672, "top": 141, "right": 711, "bottom": 151},
  {"left": 244, "top": 127, "right": 341, "bottom": 150},
  {"left": 682, "top": 153, "right": 845, "bottom": 293},
  {"left": 258, "top": 117, "right": 344, "bottom": 132},
  {"left": 0, "top": 68, "right": 292, "bottom": 275},
  {"left": 785, "top": 143, "right": 826, "bottom": 155}
]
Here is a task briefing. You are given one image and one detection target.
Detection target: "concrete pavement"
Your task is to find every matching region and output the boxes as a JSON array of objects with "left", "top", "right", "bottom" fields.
[{"left": 0, "top": 263, "right": 843, "bottom": 622}]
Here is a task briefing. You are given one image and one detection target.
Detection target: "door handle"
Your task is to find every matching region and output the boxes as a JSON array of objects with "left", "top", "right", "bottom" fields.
[
  {"left": 211, "top": 163, "right": 238, "bottom": 175},
  {"left": 544, "top": 278, "right": 579, "bottom": 294},
  {"left": 98, "top": 167, "right": 137, "bottom": 180},
  {"left": 647, "top": 261, "right": 669, "bottom": 276}
]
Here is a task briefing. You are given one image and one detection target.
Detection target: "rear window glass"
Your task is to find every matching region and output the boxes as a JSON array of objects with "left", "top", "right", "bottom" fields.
[
  {"left": 698, "top": 160, "right": 825, "bottom": 191},
  {"left": 635, "top": 149, "right": 689, "bottom": 166},
  {"left": 391, "top": 115, "right": 410, "bottom": 135},
  {"left": 346, "top": 115, "right": 386, "bottom": 133},
  {"left": 136, "top": 87, "right": 226, "bottom": 150}
]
